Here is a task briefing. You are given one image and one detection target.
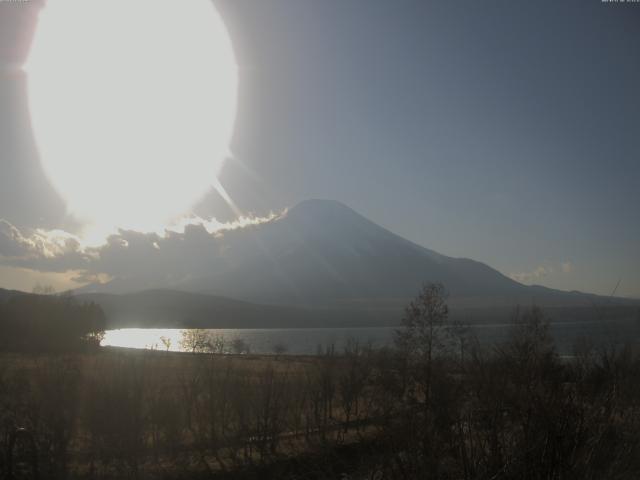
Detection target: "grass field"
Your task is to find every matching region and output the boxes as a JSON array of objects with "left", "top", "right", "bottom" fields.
[
  {"left": 2, "top": 306, "right": 640, "bottom": 479},
  {"left": 1, "top": 345, "right": 384, "bottom": 479}
]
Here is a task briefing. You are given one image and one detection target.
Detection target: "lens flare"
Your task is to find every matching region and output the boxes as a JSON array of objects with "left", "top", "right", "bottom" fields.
[{"left": 26, "top": 0, "right": 238, "bottom": 237}]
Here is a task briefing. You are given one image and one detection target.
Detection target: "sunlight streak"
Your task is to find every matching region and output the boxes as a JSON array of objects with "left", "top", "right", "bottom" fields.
[{"left": 212, "top": 178, "right": 243, "bottom": 218}]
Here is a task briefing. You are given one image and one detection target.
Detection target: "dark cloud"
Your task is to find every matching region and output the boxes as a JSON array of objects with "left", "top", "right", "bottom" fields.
[{"left": 0, "top": 214, "right": 277, "bottom": 288}]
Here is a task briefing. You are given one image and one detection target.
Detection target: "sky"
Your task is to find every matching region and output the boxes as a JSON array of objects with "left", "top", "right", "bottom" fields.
[{"left": 0, "top": 0, "right": 639, "bottom": 298}]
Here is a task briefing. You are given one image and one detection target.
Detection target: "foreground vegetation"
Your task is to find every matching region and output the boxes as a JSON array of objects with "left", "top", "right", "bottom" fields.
[{"left": 1, "top": 285, "right": 639, "bottom": 479}]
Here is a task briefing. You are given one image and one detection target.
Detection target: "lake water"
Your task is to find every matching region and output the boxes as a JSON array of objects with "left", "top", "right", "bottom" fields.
[{"left": 102, "top": 319, "right": 640, "bottom": 356}]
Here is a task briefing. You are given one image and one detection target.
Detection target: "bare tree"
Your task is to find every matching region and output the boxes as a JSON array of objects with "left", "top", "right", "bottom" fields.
[
  {"left": 160, "top": 336, "right": 172, "bottom": 352},
  {"left": 232, "top": 338, "right": 250, "bottom": 355},
  {"left": 32, "top": 284, "right": 56, "bottom": 295},
  {"left": 179, "top": 329, "right": 211, "bottom": 353},
  {"left": 273, "top": 342, "right": 288, "bottom": 356},
  {"left": 395, "top": 283, "right": 449, "bottom": 359},
  {"left": 395, "top": 283, "right": 451, "bottom": 405}
]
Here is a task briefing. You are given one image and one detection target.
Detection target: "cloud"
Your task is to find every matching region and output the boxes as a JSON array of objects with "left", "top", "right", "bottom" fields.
[
  {"left": 0, "top": 220, "right": 32, "bottom": 257},
  {"left": 0, "top": 212, "right": 281, "bottom": 288},
  {"left": 510, "top": 265, "right": 552, "bottom": 284},
  {"left": 510, "top": 261, "right": 574, "bottom": 284},
  {"left": 0, "top": 220, "right": 88, "bottom": 267},
  {"left": 561, "top": 261, "right": 573, "bottom": 274},
  {"left": 162, "top": 212, "right": 278, "bottom": 236}
]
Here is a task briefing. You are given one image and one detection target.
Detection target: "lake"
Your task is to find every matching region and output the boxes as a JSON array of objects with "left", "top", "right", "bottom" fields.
[{"left": 102, "top": 318, "right": 640, "bottom": 356}]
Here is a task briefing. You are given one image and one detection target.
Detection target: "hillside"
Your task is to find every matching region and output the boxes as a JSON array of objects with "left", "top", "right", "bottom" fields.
[
  {"left": 78, "top": 199, "right": 638, "bottom": 312},
  {"left": 180, "top": 200, "right": 634, "bottom": 309},
  {"left": 76, "top": 289, "right": 397, "bottom": 329}
]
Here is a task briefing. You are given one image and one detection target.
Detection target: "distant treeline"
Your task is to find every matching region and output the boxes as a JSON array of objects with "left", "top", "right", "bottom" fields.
[{"left": 0, "top": 294, "right": 106, "bottom": 352}]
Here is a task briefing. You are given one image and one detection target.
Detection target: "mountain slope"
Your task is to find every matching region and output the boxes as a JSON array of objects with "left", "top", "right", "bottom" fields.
[
  {"left": 182, "top": 200, "right": 552, "bottom": 306},
  {"left": 79, "top": 289, "right": 640, "bottom": 329},
  {"left": 83, "top": 199, "right": 636, "bottom": 310},
  {"left": 76, "top": 289, "right": 394, "bottom": 329},
  {"left": 0, "top": 288, "right": 27, "bottom": 303}
]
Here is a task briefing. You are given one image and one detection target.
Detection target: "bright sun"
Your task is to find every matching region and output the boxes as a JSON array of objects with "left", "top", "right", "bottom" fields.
[{"left": 26, "top": 0, "right": 237, "bottom": 239}]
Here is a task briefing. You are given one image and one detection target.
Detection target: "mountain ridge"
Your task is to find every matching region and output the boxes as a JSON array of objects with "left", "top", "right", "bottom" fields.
[{"left": 75, "top": 199, "right": 637, "bottom": 310}]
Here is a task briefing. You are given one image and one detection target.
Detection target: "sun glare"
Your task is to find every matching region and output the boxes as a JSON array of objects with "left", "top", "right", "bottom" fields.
[{"left": 26, "top": 0, "right": 238, "bottom": 238}]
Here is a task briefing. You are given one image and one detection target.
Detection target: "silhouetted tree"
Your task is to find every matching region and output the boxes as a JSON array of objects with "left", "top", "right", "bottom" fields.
[
  {"left": 0, "top": 294, "right": 105, "bottom": 352},
  {"left": 232, "top": 338, "right": 251, "bottom": 354},
  {"left": 273, "top": 342, "right": 288, "bottom": 356}
]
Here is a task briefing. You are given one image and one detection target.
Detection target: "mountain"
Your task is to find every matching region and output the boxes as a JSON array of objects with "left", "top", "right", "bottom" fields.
[
  {"left": 6, "top": 197, "right": 639, "bottom": 328},
  {"left": 3, "top": 286, "right": 634, "bottom": 331},
  {"left": 81, "top": 199, "right": 637, "bottom": 312},
  {"left": 0, "top": 288, "right": 27, "bottom": 303},
  {"left": 180, "top": 199, "right": 632, "bottom": 309}
]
